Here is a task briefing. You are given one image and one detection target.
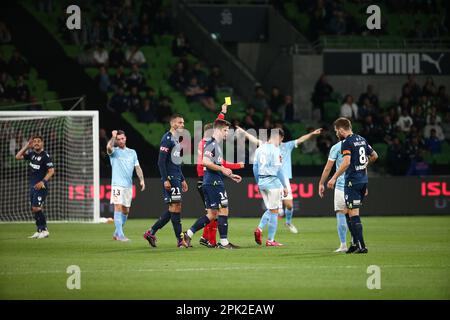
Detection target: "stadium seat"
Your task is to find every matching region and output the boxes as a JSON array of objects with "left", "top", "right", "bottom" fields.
[
  {"left": 432, "top": 153, "right": 450, "bottom": 165},
  {"left": 323, "top": 102, "right": 340, "bottom": 122},
  {"left": 311, "top": 153, "right": 326, "bottom": 165},
  {"left": 298, "top": 154, "right": 313, "bottom": 166},
  {"left": 352, "top": 122, "right": 362, "bottom": 133},
  {"left": 85, "top": 68, "right": 98, "bottom": 79}
]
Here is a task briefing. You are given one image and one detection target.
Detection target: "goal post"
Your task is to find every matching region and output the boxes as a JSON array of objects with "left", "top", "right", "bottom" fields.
[{"left": 0, "top": 111, "right": 100, "bottom": 223}]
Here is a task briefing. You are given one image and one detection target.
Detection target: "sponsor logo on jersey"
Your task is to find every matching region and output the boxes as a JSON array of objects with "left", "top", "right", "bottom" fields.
[{"left": 30, "top": 163, "right": 40, "bottom": 170}]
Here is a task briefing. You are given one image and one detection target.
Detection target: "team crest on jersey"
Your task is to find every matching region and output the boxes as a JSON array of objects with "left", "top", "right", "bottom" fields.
[{"left": 37, "top": 156, "right": 41, "bottom": 161}]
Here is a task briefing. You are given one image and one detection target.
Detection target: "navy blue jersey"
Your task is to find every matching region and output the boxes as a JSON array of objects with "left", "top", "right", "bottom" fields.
[
  {"left": 158, "top": 131, "right": 184, "bottom": 181},
  {"left": 341, "top": 134, "right": 373, "bottom": 185},
  {"left": 23, "top": 150, "right": 54, "bottom": 186},
  {"left": 203, "top": 137, "right": 224, "bottom": 186}
]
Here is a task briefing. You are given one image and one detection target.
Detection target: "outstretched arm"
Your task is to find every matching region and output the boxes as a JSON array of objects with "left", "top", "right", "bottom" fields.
[
  {"left": 222, "top": 160, "right": 244, "bottom": 170},
  {"left": 236, "top": 126, "right": 262, "bottom": 146},
  {"left": 296, "top": 128, "right": 322, "bottom": 146}
]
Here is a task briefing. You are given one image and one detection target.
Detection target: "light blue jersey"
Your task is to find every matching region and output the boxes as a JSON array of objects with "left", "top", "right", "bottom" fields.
[
  {"left": 328, "top": 142, "right": 345, "bottom": 191},
  {"left": 109, "top": 147, "right": 139, "bottom": 188},
  {"left": 279, "top": 140, "right": 297, "bottom": 179},
  {"left": 253, "top": 143, "right": 285, "bottom": 190}
]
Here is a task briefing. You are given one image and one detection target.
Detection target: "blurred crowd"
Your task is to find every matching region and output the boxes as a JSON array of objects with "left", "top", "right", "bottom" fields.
[{"left": 312, "top": 74, "right": 450, "bottom": 175}]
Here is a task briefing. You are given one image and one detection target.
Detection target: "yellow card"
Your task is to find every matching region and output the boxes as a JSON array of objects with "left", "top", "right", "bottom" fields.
[{"left": 225, "top": 97, "right": 232, "bottom": 105}]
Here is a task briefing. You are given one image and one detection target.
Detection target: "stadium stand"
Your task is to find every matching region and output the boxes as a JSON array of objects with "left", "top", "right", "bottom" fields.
[
  {"left": 0, "top": 41, "right": 62, "bottom": 111},
  {"left": 278, "top": 0, "right": 449, "bottom": 47},
  {"left": 13, "top": 0, "right": 449, "bottom": 175}
]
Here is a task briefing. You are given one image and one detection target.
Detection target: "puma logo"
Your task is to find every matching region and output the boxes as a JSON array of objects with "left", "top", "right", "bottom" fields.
[{"left": 422, "top": 53, "right": 445, "bottom": 74}]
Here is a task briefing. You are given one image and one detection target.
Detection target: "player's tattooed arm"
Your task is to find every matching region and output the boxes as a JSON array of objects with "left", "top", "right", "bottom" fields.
[
  {"left": 318, "top": 160, "right": 335, "bottom": 198},
  {"left": 296, "top": 128, "right": 322, "bottom": 145},
  {"left": 135, "top": 165, "right": 145, "bottom": 191},
  {"left": 15, "top": 137, "right": 33, "bottom": 160},
  {"left": 106, "top": 130, "right": 117, "bottom": 155},
  {"left": 368, "top": 149, "right": 378, "bottom": 164}
]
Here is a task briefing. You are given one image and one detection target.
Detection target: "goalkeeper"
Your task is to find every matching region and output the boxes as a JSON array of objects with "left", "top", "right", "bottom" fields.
[{"left": 15, "top": 135, "right": 55, "bottom": 239}]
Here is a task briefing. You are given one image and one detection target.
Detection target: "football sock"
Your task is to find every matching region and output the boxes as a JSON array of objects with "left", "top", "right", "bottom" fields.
[
  {"left": 268, "top": 212, "right": 278, "bottom": 241},
  {"left": 170, "top": 212, "right": 182, "bottom": 241},
  {"left": 345, "top": 213, "right": 356, "bottom": 245},
  {"left": 336, "top": 213, "right": 348, "bottom": 244},
  {"left": 121, "top": 213, "right": 128, "bottom": 226},
  {"left": 258, "top": 210, "right": 271, "bottom": 230},
  {"left": 350, "top": 215, "right": 366, "bottom": 249},
  {"left": 218, "top": 215, "right": 228, "bottom": 241},
  {"left": 285, "top": 208, "right": 293, "bottom": 225},
  {"left": 114, "top": 211, "right": 124, "bottom": 237},
  {"left": 35, "top": 210, "right": 47, "bottom": 232},
  {"left": 202, "top": 222, "right": 211, "bottom": 239},
  {"left": 150, "top": 210, "right": 171, "bottom": 235},
  {"left": 209, "top": 219, "right": 218, "bottom": 245},
  {"left": 33, "top": 212, "right": 39, "bottom": 232},
  {"left": 189, "top": 215, "right": 211, "bottom": 234}
]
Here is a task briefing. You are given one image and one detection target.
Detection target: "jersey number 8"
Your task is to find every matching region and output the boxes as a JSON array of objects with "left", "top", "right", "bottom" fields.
[{"left": 359, "top": 147, "right": 367, "bottom": 164}]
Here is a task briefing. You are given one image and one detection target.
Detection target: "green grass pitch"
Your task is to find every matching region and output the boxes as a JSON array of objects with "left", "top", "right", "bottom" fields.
[{"left": 0, "top": 216, "right": 449, "bottom": 299}]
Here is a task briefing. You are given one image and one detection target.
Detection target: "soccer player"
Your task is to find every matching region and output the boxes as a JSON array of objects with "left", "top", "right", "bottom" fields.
[
  {"left": 182, "top": 119, "right": 242, "bottom": 249},
  {"left": 253, "top": 129, "right": 288, "bottom": 247},
  {"left": 107, "top": 130, "right": 145, "bottom": 242},
  {"left": 197, "top": 103, "right": 244, "bottom": 248},
  {"left": 327, "top": 118, "right": 378, "bottom": 254},
  {"left": 143, "top": 114, "right": 188, "bottom": 247},
  {"left": 236, "top": 126, "right": 322, "bottom": 233},
  {"left": 15, "top": 135, "right": 55, "bottom": 239},
  {"left": 318, "top": 139, "right": 349, "bottom": 252}
]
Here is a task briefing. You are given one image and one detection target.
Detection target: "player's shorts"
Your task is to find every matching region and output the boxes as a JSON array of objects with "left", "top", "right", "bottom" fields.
[
  {"left": 110, "top": 186, "right": 133, "bottom": 207},
  {"left": 203, "top": 183, "right": 228, "bottom": 209},
  {"left": 260, "top": 188, "right": 283, "bottom": 210},
  {"left": 30, "top": 186, "right": 48, "bottom": 207},
  {"left": 334, "top": 188, "right": 346, "bottom": 212},
  {"left": 344, "top": 183, "right": 367, "bottom": 209},
  {"left": 281, "top": 177, "right": 293, "bottom": 201},
  {"left": 162, "top": 177, "right": 183, "bottom": 204}
]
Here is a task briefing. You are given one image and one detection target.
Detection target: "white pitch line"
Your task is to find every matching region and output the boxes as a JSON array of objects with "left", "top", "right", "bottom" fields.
[{"left": 1, "top": 265, "right": 449, "bottom": 276}]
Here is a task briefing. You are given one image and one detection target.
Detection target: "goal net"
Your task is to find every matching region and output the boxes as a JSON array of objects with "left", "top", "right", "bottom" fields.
[{"left": 0, "top": 111, "right": 99, "bottom": 222}]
